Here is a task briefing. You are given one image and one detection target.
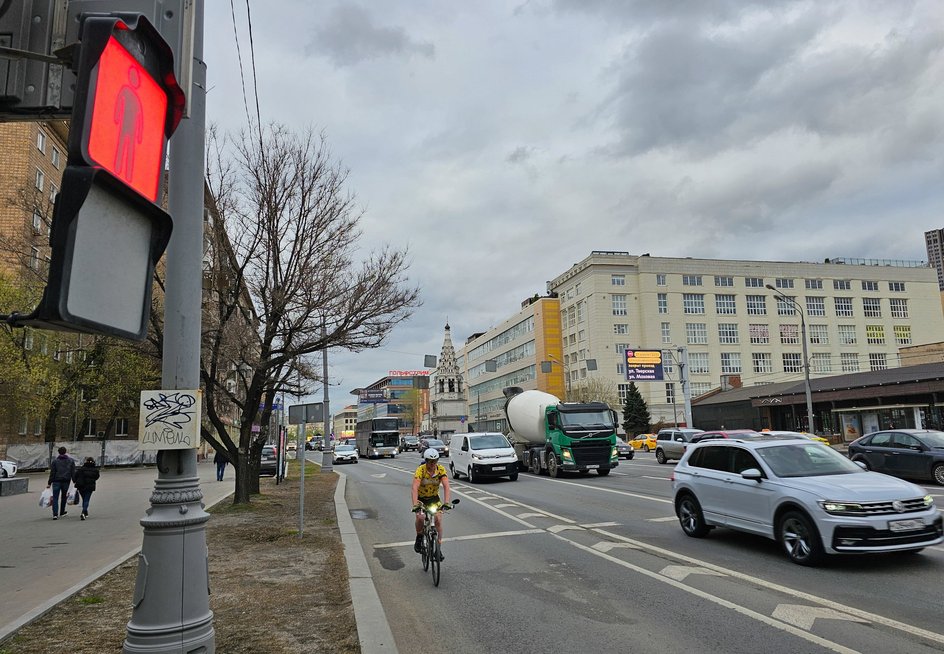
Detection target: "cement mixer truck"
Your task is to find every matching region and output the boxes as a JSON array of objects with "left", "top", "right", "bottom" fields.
[{"left": 503, "top": 386, "right": 619, "bottom": 477}]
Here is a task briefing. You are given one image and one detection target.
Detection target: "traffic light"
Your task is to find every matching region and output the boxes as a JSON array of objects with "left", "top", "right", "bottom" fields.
[{"left": 23, "top": 13, "right": 184, "bottom": 341}]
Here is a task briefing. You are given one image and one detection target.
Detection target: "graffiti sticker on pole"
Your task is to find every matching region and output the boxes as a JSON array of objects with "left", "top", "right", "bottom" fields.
[
  {"left": 138, "top": 390, "right": 202, "bottom": 449},
  {"left": 624, "top": 349, "right": 664, "bottom": 381}
]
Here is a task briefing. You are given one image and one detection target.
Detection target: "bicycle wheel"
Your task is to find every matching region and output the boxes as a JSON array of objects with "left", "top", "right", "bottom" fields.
[
  {"left": 421, "top": 525, "right": 431, "bottom": 571},
  {"left": 430, "top": 532, "right": 441, "bottom": 587}
]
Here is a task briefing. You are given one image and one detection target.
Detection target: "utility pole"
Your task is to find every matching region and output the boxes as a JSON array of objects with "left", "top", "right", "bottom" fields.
[
  {"left": 321, "top": 317, "right": 332, "bottom": 473},
  {"left": 677, "top": 346, "right": 693, "bottom": 428},
  {"left": 124, "top": 2, "right": 214, "bottom": 652}
]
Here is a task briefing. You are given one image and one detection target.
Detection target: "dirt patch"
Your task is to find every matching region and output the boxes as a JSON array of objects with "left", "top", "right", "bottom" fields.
[{"left": 0, "top": 464, "right": 359, "bottom": 653}]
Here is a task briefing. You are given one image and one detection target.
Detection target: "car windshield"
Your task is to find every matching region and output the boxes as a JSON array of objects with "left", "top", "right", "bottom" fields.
[
  {"left": 756, "top": 443, "right": 863, "bottom": 477},
  {"left": 470, "top": 435, "right": 509, "bottom": 449},
  {"left": 426, "top": 439, "right": 444, "bottom": 447},
  {"left": 559, "top": 410, "right": 613, "bottom": 428},
  {"left": 918, "top": 431, "right": 944, "bottom": 448},
  {"left": 336, "top": 445, "right": 355, "bottom": 452},
  {"left": 262, "top": 447, "right": 275, "bottom": 456}
]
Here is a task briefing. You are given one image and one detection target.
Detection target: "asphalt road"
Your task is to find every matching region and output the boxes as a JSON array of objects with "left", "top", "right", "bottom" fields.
[
  {"left": 0, "top": 463, "right": 234, "bottom": 638},
  {"left": 341, "top": 450, "right": 944, "bottom": 654}
]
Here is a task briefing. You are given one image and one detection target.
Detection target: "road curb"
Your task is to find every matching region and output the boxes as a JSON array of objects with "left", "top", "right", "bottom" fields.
[
  {"left": 0, "top": 484, "right": 233, "bottom": 646},
  {"left": 334, "top": 471, "right": 398, "bottom": 653}
]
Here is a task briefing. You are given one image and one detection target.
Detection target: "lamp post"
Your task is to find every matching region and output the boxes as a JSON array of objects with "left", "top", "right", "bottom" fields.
[{"left": 766, "top": 285, "right": 815, "bottom": 433}]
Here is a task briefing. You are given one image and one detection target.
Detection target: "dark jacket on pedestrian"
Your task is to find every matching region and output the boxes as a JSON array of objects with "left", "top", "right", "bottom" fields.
[
  {"left": 48, "top": 454, "right": 76, "bottom": 484},
  {"left": 213, "top": 451, "right": 229, "bottom": 465},
  {"left": 73, "top": 461, "right": 100, "bottom": 491}
]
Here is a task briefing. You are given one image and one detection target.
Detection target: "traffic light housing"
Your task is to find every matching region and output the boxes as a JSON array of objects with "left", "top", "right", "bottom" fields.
[{"left": 23, "top": 13, "right": 183, "bottom": 341}]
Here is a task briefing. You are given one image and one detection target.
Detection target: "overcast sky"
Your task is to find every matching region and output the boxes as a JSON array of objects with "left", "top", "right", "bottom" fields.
[{"left": 203, "top": 1, "right": 944, "bottom": 417}]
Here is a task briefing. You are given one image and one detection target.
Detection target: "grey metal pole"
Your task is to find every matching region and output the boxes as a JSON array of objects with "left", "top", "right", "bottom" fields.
[
  {"left": 124, "top": 2, "right": 214, "bottom": 652},
  {"left": 321, "top": 318, "right": 333, "bottom": 473},
  {"left": 767, "top": 285, "right": 815, "bottom": 434},
  {"left": 677, "top": 346, "right": 693, "bottom": 428}
]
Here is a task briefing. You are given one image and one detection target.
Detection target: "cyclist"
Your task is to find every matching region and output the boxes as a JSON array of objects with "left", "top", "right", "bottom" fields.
[{"left": 411, "top": 447, "right": 452, "bottom": 559}]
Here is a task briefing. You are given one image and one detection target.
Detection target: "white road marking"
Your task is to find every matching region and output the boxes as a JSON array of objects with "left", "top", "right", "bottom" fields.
[
  {"left": 517, "top": 512, "right": 551, "bottom": 519},
  {"left": 647, "top": 516, "right": 678, "bottom": 523},
  {"left": 772, "top": 604, "right": 869, "bottom": 631},
  {"left": 580, "top": 522, "right": 619, "bottom": 528},
  {"left": 370, "top": 474, "right": 387, "bottom": 478},
  {"left": 493, "top": 503, "right": 520, "bottom": 509},
  {"left": 547, "top": 525, "right": 584, "bottom": 533},
  {"left": 642, "top": 475, "right": 671, "bottom": 481},
  {"left": 374, "top": 529, "right": 543, "bottom": 549},
  {"left": 660, "top": 565, "right": 726, "bottom": 582},
  {"left": 593, "top": 542, "right": 640, "bottom": 553}
]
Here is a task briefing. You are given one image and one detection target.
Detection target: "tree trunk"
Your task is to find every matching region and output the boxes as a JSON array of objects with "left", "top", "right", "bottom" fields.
[{"left": 234, "top": 455, "right": 252, "bottom": 504}]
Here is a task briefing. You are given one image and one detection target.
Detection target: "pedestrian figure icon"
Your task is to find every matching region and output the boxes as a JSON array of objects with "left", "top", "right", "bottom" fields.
[{"left": 113, "top": 67, "right": 144, "bottom": 182}]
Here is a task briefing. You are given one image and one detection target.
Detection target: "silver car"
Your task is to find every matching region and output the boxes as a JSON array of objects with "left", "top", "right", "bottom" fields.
[
  {"left": 654, "top": 428, "right": 704, "bottom": 464},
  {"left": 672, "top": 437, "right": 943, "bottom": 565},
  {"left": 0, "top": 459, "right": 17, "bottom": 478}
]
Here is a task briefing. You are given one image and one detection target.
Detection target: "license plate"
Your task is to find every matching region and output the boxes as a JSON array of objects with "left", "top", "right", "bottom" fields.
[
  {"left": 888, "top": 518, "right": 925, "bottom": 532},
  {"left": 586, "top": 465, "right": 599, "bottom": 469},
  {"left": 492, "top": 465, "right": 505, "bottom": 471}
]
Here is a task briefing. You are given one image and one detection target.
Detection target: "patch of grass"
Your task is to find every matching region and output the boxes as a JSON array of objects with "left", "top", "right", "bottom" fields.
[{"left": 77, "top": 596, "right": 104, "bottom": 605}]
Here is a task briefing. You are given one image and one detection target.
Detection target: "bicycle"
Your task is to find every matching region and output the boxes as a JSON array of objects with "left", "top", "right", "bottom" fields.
[{"left": 412, "top": 499, "right": 459, "bottom": 587}]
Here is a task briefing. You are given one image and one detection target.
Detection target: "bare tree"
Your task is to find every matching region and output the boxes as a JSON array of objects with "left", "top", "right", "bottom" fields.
[
  {"left": 567, "top": 376, "right": 621, "bottom": 411},
  {"left": 201, "top": 124, "right": 421, "bottom": 504}
]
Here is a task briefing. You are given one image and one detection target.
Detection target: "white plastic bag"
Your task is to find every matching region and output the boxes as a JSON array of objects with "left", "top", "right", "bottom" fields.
[
  {"left": 66, "top": 486, "right": 78, "bottom": 504},
  {"left": 39, "top": 488, "right": 53, "bottom": 508}
]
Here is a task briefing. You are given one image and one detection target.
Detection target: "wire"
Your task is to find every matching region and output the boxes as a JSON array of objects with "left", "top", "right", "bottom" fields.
[
  {"left": 244, "top": 0, "right": 265, "bottom": 152},
  {"left": 228, "top": 0, "right": 254, "bottom": 131}
]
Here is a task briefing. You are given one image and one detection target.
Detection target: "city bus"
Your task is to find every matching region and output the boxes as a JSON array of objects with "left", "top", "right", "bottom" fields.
[{"left": 355, "top": 417, "right": 401, "bottom": 459}]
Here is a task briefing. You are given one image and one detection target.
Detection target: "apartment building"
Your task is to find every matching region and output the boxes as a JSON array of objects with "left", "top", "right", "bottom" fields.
[{"left": 546, "top": 251, "right": 944, "bottom": 429}]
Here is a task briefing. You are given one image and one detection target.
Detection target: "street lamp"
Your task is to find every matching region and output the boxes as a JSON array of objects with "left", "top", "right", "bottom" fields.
[{"left": 766, "top": 284, "right": 815, "bottom": 433}]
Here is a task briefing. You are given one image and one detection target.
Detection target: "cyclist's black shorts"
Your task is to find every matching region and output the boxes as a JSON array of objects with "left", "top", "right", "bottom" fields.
[{"left": 418, "top": 495, "right": 442, "bottom": 507}]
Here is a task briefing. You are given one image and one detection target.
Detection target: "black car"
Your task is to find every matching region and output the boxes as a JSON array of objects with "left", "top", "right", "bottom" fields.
[
  {"left": 401, "top": 435, "right": 420, "bottom": 451},
  {"left": 848, "top": 429, "right": 944, "bottom": 485},
  {"left": 421, "top": 438, "right": 449, "bottom": 458},
  {"left": 615, "top": 438, "right": 634, "bottom": 460},
  {"left": 259, "top": 445, "right": 278, "bottom": 477}
]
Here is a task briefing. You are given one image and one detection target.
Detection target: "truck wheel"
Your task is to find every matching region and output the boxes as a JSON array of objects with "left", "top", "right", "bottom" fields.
[
  {"left": 597, "top": 468, "right": 610, "bottom": 476},
  {"left": 656, "top": 449, "right": 667, "bottom": 464},
  {"left": 468, "top": 466, "right": 477, "bottom": 484},
  {"left": 529, "top": 453, "right": 542, "bottom": 475},
  {"left": 547, "top": 453, "right": 560, "bottom": 478}
]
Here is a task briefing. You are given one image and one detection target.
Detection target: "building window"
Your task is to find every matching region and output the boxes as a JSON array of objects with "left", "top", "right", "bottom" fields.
[
  {"left": 35, "top": 168, "right": 45, "bottom": 191},
  {"left": 613, "top": 323, "right": 628, "bottom": 335},
  {"left": 662, "top": 351, "right": 675, "bottom": 375},
  {"left": 776, "top": 295, "right": 797, "bottom": 316},
  {"left": 834, "top": 297, "right": 853, "bottom": 317},
  {"left": 889, "top": 298, "right": 908, "bottom": 318},
  {"left": 745, "top": 277, "right": 764, "bottom": 288},
  {"left": 37, "top": 130, "right": 46, "bottom": 152},
  {"left": 615, "top": 343, "right": 629, "bottom": 354},
  {"left": 783, "top": 353, "right": 803, "bottom": 373},
  {"left": 749, "top": 324, "right": 769, "bottom": 344},
  {"left": 806, "top": 296, "right": 825, "bottom": 316},
  {"left": 49, "top": 185, "right": 58, "bottom": 205},
  {"left": 888, "top": 281, "right": 905, "bottom": 292},
  {"left": 19, "top": 416, "right": 28, "bottom": 435},
  {"left": 51, "top": 147, "right": 61, "bottom": 168},
  {"left": 779, "top": 324, "right": 799, "bottom": 344},
  {"left": 775, "top": 278, "right": 794, "bottom": 289},
  {"left": 720, "top": 352, "right": 741, "bottom": 374},
  {"left": 894, "top": 325, "right": 912, "bottom": 345},
  {"left": 665, "top": 383, "right": 676, "bottom": 403},
  {"left": 65, "top": 349, "right": 73, "bottom": 363},
  {"left": 611, "top": 274, "right": 625, "bottom": 286},
  {"left": 838, "top": 324, "right": 857, "bottom": 345},
  {"left": 841, "top": 353, "right": 859, "bottom": 372},
  {"left": 82, "top": 418, "right": 97, "bottom": 437},
  {"left": 866, "top": 325, "right": 885, "bottom": 345},
  {"left": 33, "top": 211, "right": 43, "bottom": 232},
  {"left": 30, "top": 247, "right": 40, "bottom": 270},
  {"left": 578, "top": 329, "right": 585, "bottom": 342},
  {"left": 861, "top": 280, "right": 879, "bottom": 291},
  {"left": 685, "top": 323, "right": 707, "bottom": 344},
  {"left": 753, "top": 352, "right": 772, "bottom": 373},
  {"left": 811, "top": 353, "right": 831, "bottom": 374},
  {"left": 714, "top": 294, "right": 736, "bottom": 315},
  {"left": 805, "top": 279, "right": 823, "bottom": 289},
  {"left": 718, "top": 323, "right": 739, "bottom": 344},
  {"left": 682, "top": 275, "right": 702, "bottom": 286},
  {"left": 616, "top": 363, "right": 625, "bottom": 375},
  {"left": 115, "top": 418, "right": 129, "bottom": 436},
  {"left": 657, "top": 293, "right": 668, "bottom": 314},
  {"left": 689, "top": 352, "right": 709, "bottom": 374},
  {"left": 808, "top": 324, "right": 829, "bottom": 345},
  {"left": 576, "top": 301, "right": 585, "bottom": 323},
  {"left": 575, "top": 282, "right": 581, "bottom": 296},
  {"left": 869, "top": 353, "right": 887, "bottom": 371},
  {"left": 612, "top": 294, "right": 627, "bottom": 316},
  {"left": 691, "top": 382, "right": 712, "bottom": 397},
  {"left": 862, "top": 297, "right": 882, "bottom": 318},
  {"left": 661, "top": 322, "right": 671, "bottom": 344},
  {"left": 746, "top": 295, "right": 766, "bottom": 315},
  {"left": 714, "top": 276, "right": 733, "bottom": 287},
  {"left": 656, "top": 273, "right": 666, "bottom": 286},
  {"left": 682, "top": 293, "right": 705, "bottom": 314}
]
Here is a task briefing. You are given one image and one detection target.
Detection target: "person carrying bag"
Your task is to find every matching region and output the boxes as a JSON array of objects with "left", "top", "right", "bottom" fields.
[
  {"left": 47, "top": 446, "right": 76, "bottom": 520},
  {"left": 72, "top": 457, "right": 101, "bottom": 520}
]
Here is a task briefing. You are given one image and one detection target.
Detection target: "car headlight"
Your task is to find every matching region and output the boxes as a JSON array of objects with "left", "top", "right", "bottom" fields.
[
  {"left": 562, "top": 449, "right": 573, "bottom": 460},
  {"left": 612, "top": 447, "right": 618, "bottom": 457},
  {"left": 923, "top": 494, "right": 934, "bottom": 507},
  {"left": 471, "top": 454, "right": 482, "bottom": 461},
  {"left": 820, "top": 501, "right": 864, "bottom": 515}
]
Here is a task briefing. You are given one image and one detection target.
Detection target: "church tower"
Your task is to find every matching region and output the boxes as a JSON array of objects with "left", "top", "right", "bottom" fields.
[{"left": 430, "top": 322, "right": 467, "bottom": 441}]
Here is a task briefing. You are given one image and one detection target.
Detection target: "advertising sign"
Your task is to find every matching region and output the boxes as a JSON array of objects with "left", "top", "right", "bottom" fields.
[
  {"left": 138, "top": 390, "right": 201, "bottom": 450},
  {"left": 624, "top": 349, "right": 664, "bottom": 381},
  {"left": 359, "top": 389, "right": 387, "bottom": 404}
]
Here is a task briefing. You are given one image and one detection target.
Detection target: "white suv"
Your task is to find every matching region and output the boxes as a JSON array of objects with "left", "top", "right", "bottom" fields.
[
  {"left": 672, "top": 437, "right": 943, "bottom": 565},
  {"left": 655, "top": 428, "right": 704, "bottom": 464}
]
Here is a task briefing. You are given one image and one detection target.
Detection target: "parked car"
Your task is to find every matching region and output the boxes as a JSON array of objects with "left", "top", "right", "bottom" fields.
[
  {"left": 672, "top": 437, "right": 943, "bottom": 565},
  {"left": 654, "top": 428, "right": 705, "bottom": 464},
  {"left": 400, "top": 435, "right": 420, "bottom": 452},
  {"left": 421, "top": 438, "right": 449, "bottom": 458},
  {"left": 691, "top": 429, "right": 763, "bottom": 443},
  {"left": 763, "top": 430, "right": 830, "bottom": 446},
  {"left": 259, "top": 446, "right": 278, "bottom": 477},
  {"left": 286, "top": 441, "right": 297, "bottom": 453},
  {"left": 848, "top": 429, "right": 944, "bottom": 485},
  {"left": 332, "top": 443, "right": 359, "bottom": 465},
  {"left": 449, "top": 432, "right": 518, "bottom": 482},
  {"left": 615, "top": 438, "right": 634, "bottom": 460},
  {"left": 0, "top": 459, "right": 17, "bottom": 478},
  {"left": 629, "top": 433, "right": 657, "bottom": 452}
]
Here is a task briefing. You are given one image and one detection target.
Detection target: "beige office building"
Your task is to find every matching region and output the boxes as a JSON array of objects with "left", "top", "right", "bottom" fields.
[{"left": 546, "top": 251, "right": 944, "bottom": 432}]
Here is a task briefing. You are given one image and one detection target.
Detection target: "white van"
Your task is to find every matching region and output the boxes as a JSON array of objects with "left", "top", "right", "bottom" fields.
[{"left": 449, "top": 432, "right": 519, "bottom": 483}]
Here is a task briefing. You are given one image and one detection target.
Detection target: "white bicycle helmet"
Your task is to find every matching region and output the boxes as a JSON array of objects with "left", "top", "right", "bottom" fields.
[{"left": 423, "top": 448, "right": 440, "bottom": 461}]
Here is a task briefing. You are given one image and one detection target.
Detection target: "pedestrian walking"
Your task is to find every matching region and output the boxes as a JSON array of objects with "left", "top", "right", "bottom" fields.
[
  {"left": 47, "top": 446, "right": 76, "bottom": 520},
  {"left": 72, "top": 457, "right": 101, "bottom": 520},
  {"left": 214, "top": 449, "right": 229, "bottom": 481}
]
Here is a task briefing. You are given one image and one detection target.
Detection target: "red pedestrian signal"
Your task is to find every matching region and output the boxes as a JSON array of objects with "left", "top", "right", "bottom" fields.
[{"left": 85, "top": 35, "right": 168, "bottom": 202}]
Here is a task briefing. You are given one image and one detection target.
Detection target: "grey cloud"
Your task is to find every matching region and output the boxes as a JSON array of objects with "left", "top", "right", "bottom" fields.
[
  {"left": 506, "top": 146, "right": 535, "bottom": 164},
  {"left": 308, "top": 5, "right": 435, "bottom": 66}
]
